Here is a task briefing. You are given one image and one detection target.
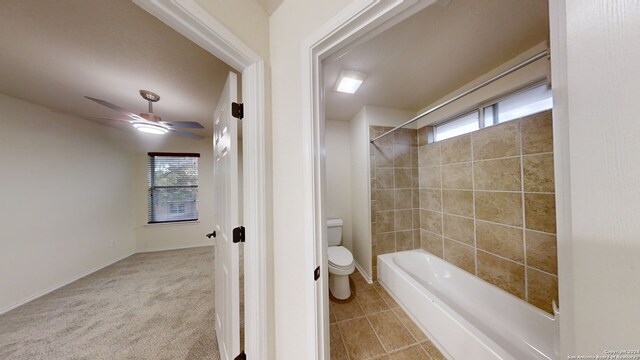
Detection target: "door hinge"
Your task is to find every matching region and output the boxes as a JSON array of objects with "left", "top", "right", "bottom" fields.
[
  {"left": 234, "top": 351, "right": 246, "bottom": 360},
  {"left": 233, "top": 226, "right": 245, "bottom": 243},
  {"left": 314, "top": 266, "right": 320, "bottom": 281},
  {"left": 232, "top": 102, "right": 244, "bottom": 119}
]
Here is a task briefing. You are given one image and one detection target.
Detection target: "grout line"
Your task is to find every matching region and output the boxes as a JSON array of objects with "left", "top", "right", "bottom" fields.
[
  {"left": 470, "top": 131, "right": 479, "bottom": 275},
  {"left": 438, "top": 142, "right": 444, "bottom": 258},
  {"left": 518, "top": 121, "right": 529, "bottom": 302},
  {"left": 436, "top": 151, "right": 554, "bottom": 166},
  {"left": 334, "top": 313, "right": 352, "bottom": 360}
]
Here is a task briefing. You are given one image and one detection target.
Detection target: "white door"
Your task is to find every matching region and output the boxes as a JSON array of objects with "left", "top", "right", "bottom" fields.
[{"left": 213, "top": 72, "right": 240, "bottom": 360}]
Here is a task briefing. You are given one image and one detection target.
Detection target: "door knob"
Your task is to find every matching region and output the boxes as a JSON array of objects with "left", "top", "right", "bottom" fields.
[{"left": 206, "top": 231, "right": 216, "bottom": 239}]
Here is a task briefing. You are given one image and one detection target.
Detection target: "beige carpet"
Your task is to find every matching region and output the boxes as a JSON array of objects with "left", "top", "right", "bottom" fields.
[{"left": 0, "top": 246, "right": 220, "bottom": 360}]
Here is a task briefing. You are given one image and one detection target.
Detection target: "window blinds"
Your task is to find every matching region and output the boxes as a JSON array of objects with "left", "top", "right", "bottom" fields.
[{"left": 148, "top": 153, "right": 200, "bottom": 223}]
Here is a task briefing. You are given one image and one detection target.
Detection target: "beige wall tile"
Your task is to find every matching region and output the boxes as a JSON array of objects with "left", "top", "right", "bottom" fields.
[
  {"left": 373, "top": 145, "right": 394, "bottom": 167},
  {"left": 411, "top": 168, "right": 419, "bottom": 189},
  {"left": 527, "top": 267, "right": 558, "bottom": 314},
  {"left": 375, "top": 190, "right": 395, "bottom": 212},
  {"left": 395, "top": 189, "right": 412, "bottom": 210},
  {"left": 472, "top": 121, "right": 520, "bottom": 160},
  {"left": 338, "top": 317, "right": 386, "bottom": 359},
  {"left": 474, "top": 157, "right": 522, "bottom": 191},
  {"left": 368, "top": 311, "right": 415, "bottom": 352},
  {"left": 521, "top": 111, "right": 553, "bottom": 154},
  {"left": 442, "top": 190, "right": 474, "bottom": 217},
  {"left": 373, "top": 232, "right": 395, "bottom": 259},
  {"left": 417, "top": 126, "right": 429, "bottom": 146},
  {"left": 420, "top": 210, "right": 442, "bottom": 234},
  {"left": 374, "top": 211, "right": 395, "bottom": 233},
  {"left": 444, "top": 239, "right": 476, "bottom": 274},
  {"left": 474, "top": 191, "right": 523, "bottom": 226},
  {"left": 442, "top": 162, "right": 473, "bottom": 189},
  {"left": 526, "top": 230, "right": 558, "bottom": 274},
  {"left": 420, "top": 230, "right": 443, "bottom": 258},
  {"left": 396, "top": 231, "right": 414, "bottom": 251},
  {"left": 524, "top": 193, "right": 557, "bottom": 233},
  {"left": 440, "top": 134, "right": 471, "bottom": 164},
  {"left": 476, "top": 221, "right": 524, "bottom": 263},
  {"left": 396, "top": 210, "right": 413, "bottom": 231},
  {"left": 376, "top": 168, "right": 395, "bottom": 190},
  {"left": 443, "top": 214, "right": 474, "bottom": 246},
  {"left": 419, "top": 166, "right": 441, "bottom": 189},
  {"left": 477, "top": 250, "right": 526, "bottom": 300},
  {"left": 523, "top": 153, "right": 555, "bottom": 193},
  {"left": 419, "top": 143, "right": 440, "bottom": 167},
  {"left": 410, "top": 146, "right": 419, "bottom": 167},
  {"left": 394, "top": 168, "right": 412, "bottom": 189},
  {"left": 394, "top": 144, "right": 412, "bottom": 167},
  {"left": 394, "top": 128, "right": 417, "bottom": 146},
  {"left": 412, "top": 188, "right": 420, "bottom": 208},
  {"left": 419, "top": 189, "right": 441, "bottom": 212}
]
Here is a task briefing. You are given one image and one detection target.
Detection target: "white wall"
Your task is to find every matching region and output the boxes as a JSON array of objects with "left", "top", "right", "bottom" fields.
[
  {"left": 0, "top": 93, "right": 137, "bottom": 313},
  {"left": 551, "top": 0, "right": 640, "bottom": 356},
  {"left": 325, "top": 120, "right": 352, "bottom": 251},
  {"left": 133, "top": 136, "right": 215, "bottom": 252},
  {"left": 269, "top": 0, "right": 356, "bottom": 358},
  {"left": 416, "top": 42, "right": 549, "bottom": 128}
]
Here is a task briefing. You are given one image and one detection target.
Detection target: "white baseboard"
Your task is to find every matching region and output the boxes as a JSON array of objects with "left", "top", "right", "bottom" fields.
[
  {"left": 0, "top": 251, "right": 134, "bottom": 315},
  {"left": 136, "top": 242, "right": 214, "bottom": 253},
  {"left": 354, "top": 260, "right": 373, "bottom": 284}
]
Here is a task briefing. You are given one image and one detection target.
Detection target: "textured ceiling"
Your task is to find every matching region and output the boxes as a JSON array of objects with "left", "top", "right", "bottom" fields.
[
  {"left": 0, "top": 0, "right": 235, "bottom": 138},
  {"left": 324, "top": 0, "right": 549, "bottom": 121}
]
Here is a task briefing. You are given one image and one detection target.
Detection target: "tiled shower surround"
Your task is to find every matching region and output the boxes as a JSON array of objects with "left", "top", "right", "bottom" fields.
[{"left": 369, "top": 110, "right": 558, "bottom": 313}]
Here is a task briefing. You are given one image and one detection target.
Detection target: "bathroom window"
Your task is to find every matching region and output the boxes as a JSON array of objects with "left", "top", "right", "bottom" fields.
[
  {"left": 433, "top": 82, "right": 553, "bottom": 142},
  {"left": 148, "top": 152, "right": 199, "bottom": 223}
]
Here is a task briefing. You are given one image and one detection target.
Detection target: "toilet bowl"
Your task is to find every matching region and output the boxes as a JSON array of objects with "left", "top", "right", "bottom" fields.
[{"left": 327, "top": 218, "right": 355, "bottom": 300}]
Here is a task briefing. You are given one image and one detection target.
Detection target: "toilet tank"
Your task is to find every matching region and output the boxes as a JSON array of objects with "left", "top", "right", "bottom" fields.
[{"left": 327, "top": 218, "right": 343, "bottom": 246}]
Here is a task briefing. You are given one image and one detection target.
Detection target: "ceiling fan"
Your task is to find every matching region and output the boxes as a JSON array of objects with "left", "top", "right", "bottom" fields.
[{"left": 84, "top": 90, "right": 204, "bottom": 140}]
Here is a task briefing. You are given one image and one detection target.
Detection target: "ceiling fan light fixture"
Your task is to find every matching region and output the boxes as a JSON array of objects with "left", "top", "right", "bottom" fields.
[
  {"left": 132, "top": 122, "right": 168, "bottom": 135},
  {"left": 335, "top": 70, "right": 367, "bottom": 94}
]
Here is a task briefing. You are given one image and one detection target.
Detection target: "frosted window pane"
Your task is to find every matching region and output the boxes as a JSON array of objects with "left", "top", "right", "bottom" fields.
[
  {"left": 498, "top": 84, "right": 553, "bottom": 123},
  {"left": 435, "top": 111, "right": 479, "bottom": 141}
]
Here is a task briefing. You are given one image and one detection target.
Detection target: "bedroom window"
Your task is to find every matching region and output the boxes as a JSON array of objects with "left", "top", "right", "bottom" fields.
[{"left": 148, "top": 152, "right": 199, "bottom": 223}]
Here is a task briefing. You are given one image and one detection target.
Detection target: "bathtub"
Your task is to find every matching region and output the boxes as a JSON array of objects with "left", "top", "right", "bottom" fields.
[{"left": 377, "top": 250, "right": 558, "bottom": 360}]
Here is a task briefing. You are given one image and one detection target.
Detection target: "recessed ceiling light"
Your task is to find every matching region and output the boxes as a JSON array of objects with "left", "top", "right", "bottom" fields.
[
  {"left": 335, "top": 70, "right": 367, "bottom": 94},
  {"left": 132, "top": 122, "right": 168, "bottom": 135}
]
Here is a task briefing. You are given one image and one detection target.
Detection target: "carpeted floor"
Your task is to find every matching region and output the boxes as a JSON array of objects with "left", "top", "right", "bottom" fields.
[{"left": 0, "top": 246, "right": 220, "bottom": 360}]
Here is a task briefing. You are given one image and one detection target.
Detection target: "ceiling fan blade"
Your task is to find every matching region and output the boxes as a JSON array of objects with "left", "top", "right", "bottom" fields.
[
  {"left": 170, "top": 128, "right": 205, "bottom": 140},
  {"left": 81, "top": 116, "right": 132, "bottom": 123},
  {"left": 160, "top": 121, "right": 204, "bottom": 129},
  {"left": 85, "top": 96, "right": 143, "bottom": 121}
]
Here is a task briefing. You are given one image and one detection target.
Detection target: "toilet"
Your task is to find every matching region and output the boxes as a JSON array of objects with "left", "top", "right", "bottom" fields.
[{"left": 327, "top": 218, "right": 355, "bottom": 300}]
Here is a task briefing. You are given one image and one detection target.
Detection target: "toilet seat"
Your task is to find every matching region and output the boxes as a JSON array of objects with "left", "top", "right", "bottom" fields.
[
  {"left": 328, "top": 246, "right": 354, "bottom": 276},
  {"left": 328, "top": 246, "right": 353, "bottom": 267}
]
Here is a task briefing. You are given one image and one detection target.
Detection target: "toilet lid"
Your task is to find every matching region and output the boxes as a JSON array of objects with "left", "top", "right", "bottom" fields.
[{"left": 327, "top": 246, "right": 353, "bottom": 268}]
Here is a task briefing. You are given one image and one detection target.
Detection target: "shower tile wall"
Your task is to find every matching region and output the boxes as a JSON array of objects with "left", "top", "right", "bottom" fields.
[
  {"left": 417, "top": 110, "right": 558, "bottom": 313},
  {"left": 369, "top": 126, "right": 420, "bottom": 278}
]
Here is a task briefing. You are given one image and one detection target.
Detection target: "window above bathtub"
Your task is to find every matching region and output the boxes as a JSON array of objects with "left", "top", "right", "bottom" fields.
[{"left": 433, "top": 82, "right": 553, "bottom": 142}]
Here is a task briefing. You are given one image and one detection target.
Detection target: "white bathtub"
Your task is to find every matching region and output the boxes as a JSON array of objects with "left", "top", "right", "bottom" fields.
[{"left": 377, "top": 250, "right": 558, "bottom": 360}]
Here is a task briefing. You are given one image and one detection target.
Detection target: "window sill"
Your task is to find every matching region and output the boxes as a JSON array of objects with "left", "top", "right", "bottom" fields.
[{"left": 143, "top": 220, "right": 201, "bottom": 228}]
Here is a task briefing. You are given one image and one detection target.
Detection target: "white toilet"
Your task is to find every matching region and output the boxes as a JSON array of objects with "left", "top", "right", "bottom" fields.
[{"left": 327, "top": 218, "right": 355, "bottom": 300}]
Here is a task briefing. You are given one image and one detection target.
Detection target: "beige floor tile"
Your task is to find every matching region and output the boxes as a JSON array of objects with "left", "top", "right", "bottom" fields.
[
  {"left": 392, "top": 308, "right": 426, "bottom": 342},
  {"left": 350, "top": 271, "right": 370, "bottom": 291},
  {"left": 338, "top": 317, "right": 386, "bottom": 359},
  {"left": 332, "top": 298, "right": 364, "bottom": 322},
  {"left": 368, "top": 310, "right": 416, "bottom": 352},
  {"left": 389, "top": 344, "right": 431, "bottom": 360},
  {"left": 421, "top": 339, "right": 447, "bottom": 360},
  {"left": 373, "top": 284, "right": 399, "bottom": 308},
  {"left": 330, "top": 324, "right": 349, "bottom": 360},
  {"left": 329, "top": 302, "right": 337, "bottom": 324},
  {"left": 356, "top": 288, "right": 389, "bottom": 315}
]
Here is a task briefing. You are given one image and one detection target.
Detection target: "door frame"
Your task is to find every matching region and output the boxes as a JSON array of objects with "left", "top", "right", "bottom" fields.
[
  {"left": 133, "top": 0, "right": 268, "bottom": 358},
  {"left": 300, "top": 0, "right": 570, "bottom": 358}
]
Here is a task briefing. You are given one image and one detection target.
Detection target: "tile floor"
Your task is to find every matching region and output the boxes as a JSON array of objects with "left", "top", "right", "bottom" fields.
[{"left": 329, "top": 272, "right": 447, "bottom": 360}]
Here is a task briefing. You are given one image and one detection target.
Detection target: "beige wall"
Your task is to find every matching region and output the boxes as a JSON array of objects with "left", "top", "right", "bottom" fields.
[
  {"left": 417, "top": 111, "right": 558, "bottom": 314},
  {"left": 0, "top": 94, "right": 137, "bottom": 313},
  {"left": 133, "top": 136, "right": 215, "bottom": 252},
  {"left": 551, "top": 0, "right": 640, "bottom": 355},
  {"left": 325, "top": 120, "right": 352, "bottom": 251}
]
